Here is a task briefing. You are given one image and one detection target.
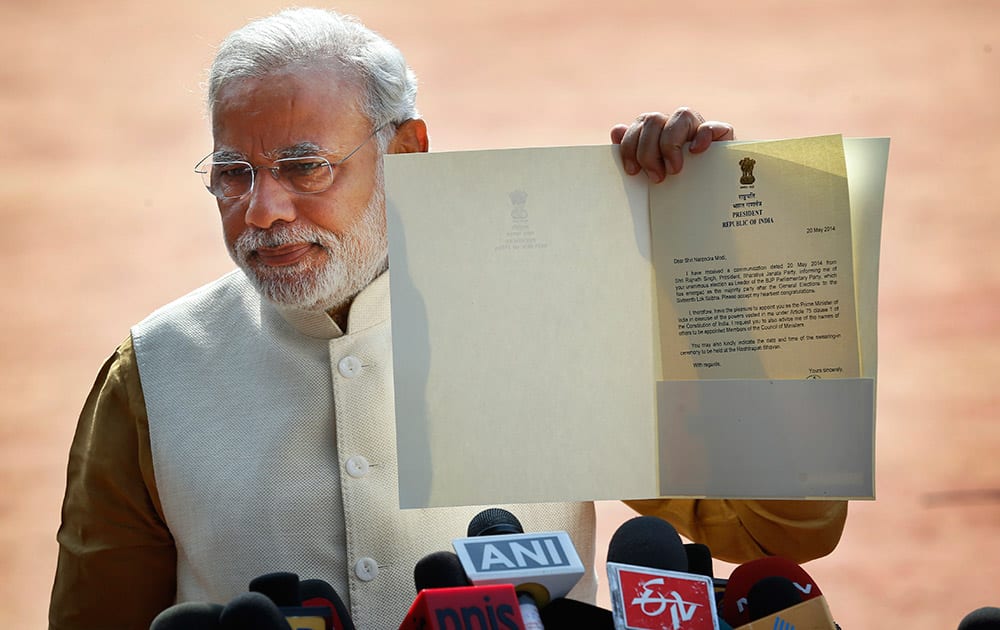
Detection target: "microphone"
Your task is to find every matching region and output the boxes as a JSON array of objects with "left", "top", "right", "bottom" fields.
[
  {"left": 149, "top": 602, "right": 223, "bottom": 629},
  {"left": 399, "top": 583, "right": 528, "bottom": 630},
  {"left": 684, "top": 541, "right": 728, "bottom": 610},
  {"left": 745, "top": 576, "right": 803, "bottom": 621},
  {"left": 250, "top": 571, "right": 301, "bottom": 606},
  {"left": 605, "top": 516, "right": 721, "bottom": 630},
  {"left": 958, "top": 606, "right": 1000, "bottom": 629},
  {"left": 537, "top": 597, "right": 615, "bottom": 629},
  {"left": 730, "top": 597, "right": 836, "bottom": 629},
  {"left": 454, "top": 508, "right": 585, "bottom": 630},
  {"left": 299, "top": 578, "right": 357, "bottom": 630},
  {"left": 415, "top": 550, "right": 473, "bottom": 591},
  {"left": 607, "top": 516, "right": 689, "bottom": 572},
  {"left": 720, "top": 556, "right": 823, "bottom": 628},
  {"left": 218, "top": 592, "right": 290, "bottom": 629},
  {"left": 469, "top": 508, "right": 525, "bottom": 536},
  {"left": 249, "top": 571, "right": 350, "bottom": 630},
  {"left": 463, "top": 510, "right": 614, "bottom": 629},
  {"left": 683, "top": 543, "right": 714, "bottom": 580}
]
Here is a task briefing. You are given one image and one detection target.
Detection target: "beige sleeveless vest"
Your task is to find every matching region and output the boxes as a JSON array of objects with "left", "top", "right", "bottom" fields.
[{"left": 131, "top": 270, "right": 597, "bottom": 628}]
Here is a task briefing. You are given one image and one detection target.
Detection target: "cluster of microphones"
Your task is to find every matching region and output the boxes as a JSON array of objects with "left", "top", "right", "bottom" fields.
[
  {"left": 151, "top": 508, "right": 1000, "bottom": 629},
  {"left": 149, "top": 572, "right": 354, "bottom": 629}
]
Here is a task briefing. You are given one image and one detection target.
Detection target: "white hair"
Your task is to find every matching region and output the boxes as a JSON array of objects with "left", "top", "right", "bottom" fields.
[{"left": 208, "top": 7, "right": 418, "bottom": 150}]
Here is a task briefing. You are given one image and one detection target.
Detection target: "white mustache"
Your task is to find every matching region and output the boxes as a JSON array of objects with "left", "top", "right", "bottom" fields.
[{"left": 235, "top": 223, "right": 337, "bottom": 255}]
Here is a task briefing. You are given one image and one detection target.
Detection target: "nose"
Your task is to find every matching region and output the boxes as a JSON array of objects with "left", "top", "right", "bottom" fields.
[{"left": 243, "top": 167, "right": 297, "bottom": 229}]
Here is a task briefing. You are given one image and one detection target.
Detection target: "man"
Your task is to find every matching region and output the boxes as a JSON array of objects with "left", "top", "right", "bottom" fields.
[{"left": 50, "top": 7, "right": 847, "bottom": 629}]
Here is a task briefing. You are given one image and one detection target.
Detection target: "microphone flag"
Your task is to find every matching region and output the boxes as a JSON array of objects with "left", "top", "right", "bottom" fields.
[
  {"left": 452, "top": 530, "right": 584, "bottom": 606},
  {"left": 607, "top": 561, "right": 719, "bottom": 630},
  {"left": 730, "top": 595, "right": 835, "bottom": 630},
  {"left": 398, "top": 584, "right": 526, "bottom": 630}
]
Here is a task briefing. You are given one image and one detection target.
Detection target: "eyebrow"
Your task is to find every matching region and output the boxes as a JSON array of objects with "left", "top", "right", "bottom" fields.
[
  {"left": 212, "top": 142, "right": 334, "bottom": 163},
  {"left": 269, "top": 142, "right": 330, "bottom": 160},
  {"left": 211, "top": 149, "right": 246, "bottom": 162}
]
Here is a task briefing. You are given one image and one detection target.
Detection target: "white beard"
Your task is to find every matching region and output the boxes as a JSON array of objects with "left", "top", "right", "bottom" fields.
[{"left": 228, "top": 177, "right": 388, "bottom": 313}]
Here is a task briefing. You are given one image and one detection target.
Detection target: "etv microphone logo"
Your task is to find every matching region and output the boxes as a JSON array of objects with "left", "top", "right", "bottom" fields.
[
  {"left": 631, "top": 578, "right": 704, "bottom": 627},
  {"left": 607, "top": 563, "right": 718, "bottom": 630}
]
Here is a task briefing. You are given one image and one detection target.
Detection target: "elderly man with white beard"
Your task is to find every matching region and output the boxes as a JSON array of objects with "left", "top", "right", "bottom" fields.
[{"left": 49, "top": 7, "right": 848, "bottom": 629}]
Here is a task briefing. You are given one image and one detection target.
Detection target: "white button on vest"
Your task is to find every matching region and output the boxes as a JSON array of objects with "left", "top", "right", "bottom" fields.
[
  {"left": 338, "top": 355, "right": 362, "bottom": 378},
  {"left": 355, "top": 557, "right": 379, "bottom": 581},
  {"left": 345, "top": 455, "right": 370, "bottom": 478}
]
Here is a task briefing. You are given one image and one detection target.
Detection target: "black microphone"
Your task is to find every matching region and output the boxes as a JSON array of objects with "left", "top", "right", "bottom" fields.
[
  {"left": 453, "top": 511, "right": 613, "bottom": 630},
  {"left": 456, "top": 507, "right": 586, "bottom": 629},
  {"left": 249, "top": 571, "right": 300, "bottom": 606},
  {"left": 299, "top": 578, "right": 356, "bottom": 630},
  {"left": 249, "top": 571, "right": 353, "bottom": 630},
  {"left": 721, "top": 556, "right": 835, "bottom": 629},
  {"left": 218, "top": 592, "right": 289, "bottom": 629},
  {"left": 404, "top": 549, "right": 527, "bottom": 630},
  {"left": 538, "top": 597, "right": 614, "bottom": 629},
  {"left": 468, "top": 507, "right": 525, "bottom": 537},
  {"left": 149, "top": 601, "right": 223, "bottom": 629},
  {"left": 414, "top": 550, "right": 472, "bottom": 592},
  {"left": 607, "top": 515, "right": 688, "bottom": 571},
  {"left": 958, "top": 606, "right": 1000, "bottom": 629},
  {"left": 684, "top": 543, "right": 714, "bottom": 579},
  {"left": 685, "top": 541, "right": 728, "bottom": 610},
  {"left": 605, "top": 516, "right": 722, "bottom": 629},
  {"left": 746, "top": 575, "right": 804, "bottom": 621}
]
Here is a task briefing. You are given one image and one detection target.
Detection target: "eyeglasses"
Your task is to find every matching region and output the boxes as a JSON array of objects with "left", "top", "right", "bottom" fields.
[{"left": 194, "top": 128, "right": 381, "bottom": 200}]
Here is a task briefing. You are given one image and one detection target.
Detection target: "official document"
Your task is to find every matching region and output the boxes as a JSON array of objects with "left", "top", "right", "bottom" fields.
[
  {"left": 385, "top": 136, "right": 888, "bottom": 508},
  {"left": 653, "top": 135, "right": 859, "bottom": 381}
]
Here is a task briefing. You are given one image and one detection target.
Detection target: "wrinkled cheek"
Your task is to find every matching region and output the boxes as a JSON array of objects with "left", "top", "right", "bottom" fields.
[{"left": 219, "top": 205, "right": 248, "bottom": 252}]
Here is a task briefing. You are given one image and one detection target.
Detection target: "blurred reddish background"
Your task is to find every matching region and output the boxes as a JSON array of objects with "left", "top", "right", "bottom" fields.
[{"left": 2, "top": 1, "right": 997, "bottom": 627}]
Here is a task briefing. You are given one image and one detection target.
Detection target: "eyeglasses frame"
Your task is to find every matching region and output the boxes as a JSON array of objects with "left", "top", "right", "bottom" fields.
[{"left": 194, "top": 125, "right": 385, "bottom": 200}]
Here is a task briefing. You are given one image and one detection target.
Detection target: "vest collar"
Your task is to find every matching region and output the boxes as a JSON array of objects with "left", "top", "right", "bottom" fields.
[{"left": 272, "top": 272, "right": 390, "bottom": 340}]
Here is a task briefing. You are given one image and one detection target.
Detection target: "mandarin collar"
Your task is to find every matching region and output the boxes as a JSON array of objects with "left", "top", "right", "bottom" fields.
[{"left": 273, "top": 271, "right": 390, "bottom": 339}]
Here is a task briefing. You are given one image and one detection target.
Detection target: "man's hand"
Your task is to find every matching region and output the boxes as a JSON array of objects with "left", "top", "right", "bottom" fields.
[{"left": 611, "top": 108, "right": 735, "bottom": 183}]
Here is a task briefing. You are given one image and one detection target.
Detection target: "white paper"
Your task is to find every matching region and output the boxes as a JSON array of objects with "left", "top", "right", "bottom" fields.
[{"left": 385, "top": 137, "right": 887, "bottom": 508}]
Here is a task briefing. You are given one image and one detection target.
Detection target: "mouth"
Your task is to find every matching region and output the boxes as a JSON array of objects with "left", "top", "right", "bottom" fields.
[{"left": 253, "top": 242, "right": 318, "bottom": 266}]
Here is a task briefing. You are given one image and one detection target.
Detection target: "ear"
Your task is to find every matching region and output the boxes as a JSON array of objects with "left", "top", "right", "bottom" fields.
[{"left": 387, "top": 118, "right": 429, "bottom": 154}]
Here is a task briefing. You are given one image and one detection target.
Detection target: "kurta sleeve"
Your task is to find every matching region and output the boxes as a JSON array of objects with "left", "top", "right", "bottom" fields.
[
  {"left": 623, "top": 498, "right": 847, "bottom": 564},
  {"left": 50, "top": 335, "right": 177, "bottom": 630}
]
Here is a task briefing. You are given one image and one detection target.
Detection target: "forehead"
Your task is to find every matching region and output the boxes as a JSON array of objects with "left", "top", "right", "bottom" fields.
[{"left": 211, "top": 65, "right": 370, "bottom": 157}]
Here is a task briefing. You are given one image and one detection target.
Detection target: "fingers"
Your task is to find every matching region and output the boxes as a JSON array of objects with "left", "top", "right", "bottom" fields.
[
  {"left": 614, "top": 112, "right": 671, "bottom": 179},
  {"left": 610, "top": 124, "right": 628, "bottom": 145},
  {"left": 689, "top": 120, "right": 735, "bottom": 153},
  {"left": 611, "top": 108, "right": 735, "bottom": 183},
  {"left": 658, "top": 108, "right": 704, "bottom": 178}
]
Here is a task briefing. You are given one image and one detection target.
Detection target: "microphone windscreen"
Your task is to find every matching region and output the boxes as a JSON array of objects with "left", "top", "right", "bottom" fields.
[
  {"left": 607, "top": 515, "right": 688, "bottom": 572},
  {"left": 218, "top": 592, "right": 288, "bottom": 629},
  {"left": 467, "top": 507, "right": 524, "bottom": 536},
  {"left": 414, "top": 551, "right": 472, "bottom": 591},
  {"left": 298, "top": 578, "right": 356, "bottom": 630},
  {"left": 249, "top": 571, "right": 301, "bottom": 606},
  {"left": 721, "top": 556, "right": 822, "bottom": 627},
  {"left": 149, "top": 602, "right": 223, "bottom": 629},
  {"left": 684, "top": 542, "right": 715, "bottom": 579},
  {"left": 958, "top": 606, "right": 1000, "bottom": 630},
  {"left": 539, "top": 598, "right": 615, "bottom": 629},
  {"left": 747, "top": 575, "right": 804, "bottom": 621}
]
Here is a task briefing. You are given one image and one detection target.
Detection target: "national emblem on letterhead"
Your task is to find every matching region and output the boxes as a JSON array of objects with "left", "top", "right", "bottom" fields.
[
  {"left": 495, "top": 188, "right": 547, "bottom": 251},
  {"left": 739, "top": 157, "right": 756, "bottom": 185},
  {"left": 509, "top": 189, "right": 529, "bottom": 219}
]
